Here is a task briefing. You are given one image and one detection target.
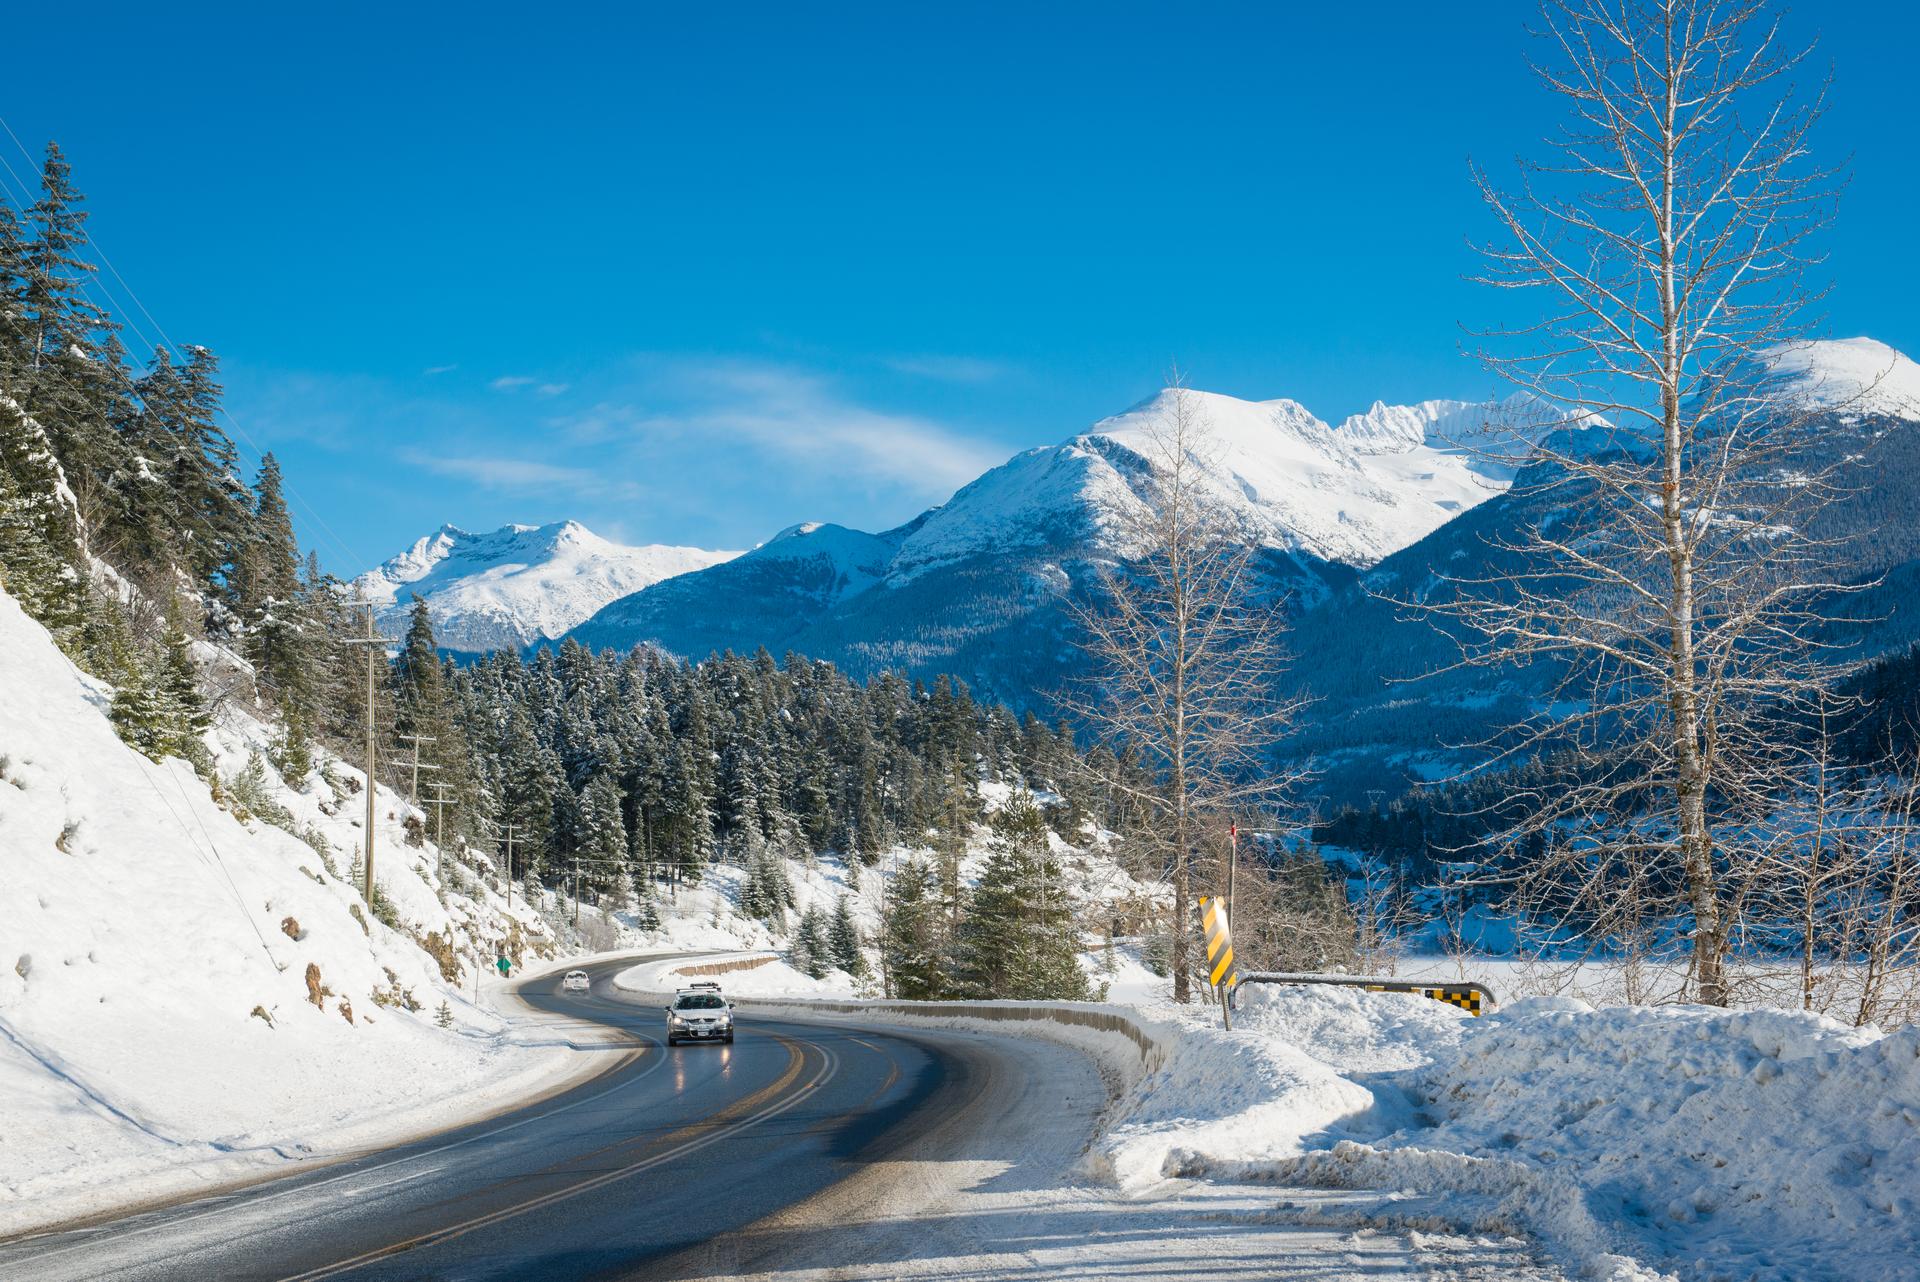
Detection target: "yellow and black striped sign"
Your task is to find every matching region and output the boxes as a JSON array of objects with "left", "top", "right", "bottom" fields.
[
  {"left": 1199, "top": 895, "right": 1238, "bottom": 990},
  {"left": 1366, "top": 983, "right": 1484, "bottom": 1016}
]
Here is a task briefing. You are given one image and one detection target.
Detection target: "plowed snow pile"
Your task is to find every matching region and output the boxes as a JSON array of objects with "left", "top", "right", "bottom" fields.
[
  {"left": 1119, "top": 983, "right": 1920, "bottom": 1282},
  {"left": 0, "top": 590, "right": 572, "bottom": 1236}
]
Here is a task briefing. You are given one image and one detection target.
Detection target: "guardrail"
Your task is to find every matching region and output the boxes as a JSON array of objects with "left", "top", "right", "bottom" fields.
[
  {"left": 735, "top": 996, "right": 1168, "bottom": 1076},
  {"left": 673, "top": 954, "right": 777, "bottom": 979},
  {"left": 1236, "top": 971, "right": 1496, "bottom": 1016}
]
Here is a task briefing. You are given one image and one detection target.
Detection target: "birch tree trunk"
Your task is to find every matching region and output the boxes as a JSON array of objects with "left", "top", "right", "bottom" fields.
[{"left": 1435, "top": 0, "right": 1854, "bottom": 1004}]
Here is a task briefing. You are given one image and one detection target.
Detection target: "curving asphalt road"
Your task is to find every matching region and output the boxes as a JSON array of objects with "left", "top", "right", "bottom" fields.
[
  {"left": 0, "top": 956, "right": 1561, "bottom": 1282},
  {"left": 0, "top": 955, "right": 1033, "bottom": 1282}
]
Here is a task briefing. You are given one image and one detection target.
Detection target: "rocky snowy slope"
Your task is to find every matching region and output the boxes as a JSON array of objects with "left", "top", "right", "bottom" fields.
[
  {"left": 354, "top": 520, "right": 738, "bottom": 652},
  {"left": 0, "top": 588, "right": 573, "bottom": 1235}
]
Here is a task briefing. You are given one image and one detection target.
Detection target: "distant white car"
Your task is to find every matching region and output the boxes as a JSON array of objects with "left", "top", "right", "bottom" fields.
[{"left": 563, "top": 970, "right": 590, "bottom": 992}]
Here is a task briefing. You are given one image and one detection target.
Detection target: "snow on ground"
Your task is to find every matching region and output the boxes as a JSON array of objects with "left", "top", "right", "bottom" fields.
[
  {"left": 1100, "top": 985, "right": 1919, "bottom": 1282},
  {"left": 678, "top": 932, "right": 1917, "bottom": 1282},
  {"left": 0, "top": 589, "right": 580, "bottom": 1237}
]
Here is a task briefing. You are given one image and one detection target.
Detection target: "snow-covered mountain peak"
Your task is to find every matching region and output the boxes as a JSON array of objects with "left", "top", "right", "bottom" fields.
[
  {"left": 354, "top": 521, "right": 740, "bottom": 651},
  {"left": 1755, "top": 337, "right": 1920, "bottom": 423},
  {"left": 765, "top": 520, "right": 830, "bottom": 545},
  {"left": 884, "top": 384, "right": 1561, "bottom": 579}
]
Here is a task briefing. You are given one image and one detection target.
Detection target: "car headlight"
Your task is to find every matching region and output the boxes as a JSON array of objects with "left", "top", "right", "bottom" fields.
[{"left": 670, "top": 1014, "right": 687, "bottom": 1025}]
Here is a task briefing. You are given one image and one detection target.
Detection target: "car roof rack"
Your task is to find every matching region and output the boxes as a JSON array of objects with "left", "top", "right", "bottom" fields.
[{"left": 678, "top": 980, "right": 724, "bottom": 991}]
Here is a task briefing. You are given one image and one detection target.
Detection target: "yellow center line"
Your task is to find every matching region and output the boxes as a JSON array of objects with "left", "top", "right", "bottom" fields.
[{"left": 273, "top": 1033, "right": 833, "bottom": 1281}]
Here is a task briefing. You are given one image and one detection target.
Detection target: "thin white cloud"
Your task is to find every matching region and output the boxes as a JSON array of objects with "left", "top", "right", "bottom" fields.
[
  {"left": 537, "top": 382, "right": 571, "bottom": 397},
  {"left": 405, "top": 451, "right": 645, "bottom": 501},
  {"left": 576, "top": 358, "right": 1004, "bottom": 493},
  {"left": 490, "top": 375, "right": 536, "bottom": 391},
  {"left": 884, "top": 354, "right": 1011, "bottom": 384},
  {"left": 424, "top": 363, "right": 459, "bottom": 376}
]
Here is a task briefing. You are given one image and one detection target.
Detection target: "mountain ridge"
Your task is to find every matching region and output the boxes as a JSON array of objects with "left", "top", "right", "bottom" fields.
[{"left": 352, "top": 519, "right": 739, "bottom": 652}]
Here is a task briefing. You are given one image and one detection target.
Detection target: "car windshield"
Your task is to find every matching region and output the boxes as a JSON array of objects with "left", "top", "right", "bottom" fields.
[{"left": 675, "top": 994, "right": 725, "bottom": 1010}]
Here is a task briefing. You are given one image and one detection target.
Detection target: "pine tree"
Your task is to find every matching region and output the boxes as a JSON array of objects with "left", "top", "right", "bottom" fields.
[
  {"left": 577, "top": 771, "right": 627, "bottom": 893},
  {"left": 882, "top": 859, "right": 945, "bottom": 1000},
  {"left": 0, "top": 455, "right": 84, "bottom": 637},
  {"left": 742, "top": 837, "right": 794, "bottom": 928},
  {"left": 828, "top": 894, "right": 867, "bottom": 978},
  {"left": 157, "top": 606, "right": 211, "bottom": 745},
  {"left": 18, "top": 144, "right": 130, "bottom": 509},
  {"left": 173, "top": 345, "right": 247, "bottom": 597},
  {"left": 235, "top": 453, "right": 308, "bottom": 708},
  {"left": 110, "top": 650, "right": 181, "bottom": 760},
  {"left": 793, "top": 905, "right": 830, "bottom": 979},
  {"left": 0, "top": 195, "right": 28, "bottom": 385},
  {"left": 631, "top": 880, "right": 661, "bottom": 932},
  {"left": 958, "top": 793, "right": 1089, "bottom": 1001}
]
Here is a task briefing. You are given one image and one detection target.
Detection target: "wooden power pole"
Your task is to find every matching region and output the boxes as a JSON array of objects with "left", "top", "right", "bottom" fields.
[
  {"left": 426, "top": 781, "right": 456, "bottom": 878},
  {"left": 398, "top": 733, "right": 438, "bottom": 804},
  {"left": 340, "top": 609, "right": 387, "bottom": 908}
]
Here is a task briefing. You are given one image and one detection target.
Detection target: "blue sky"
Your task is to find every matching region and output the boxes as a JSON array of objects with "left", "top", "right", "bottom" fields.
[{"left": 4, "top": 2, "right": 1916, "bottom": 575}]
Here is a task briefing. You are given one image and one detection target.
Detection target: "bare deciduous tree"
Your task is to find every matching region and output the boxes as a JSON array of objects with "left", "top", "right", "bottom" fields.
[
  {"left": 1438, "top": 0, "right": 1858, "bottom": 1004},
  {"left": 1066, "top": 371, "right": 1308, "bottom": 1002}
]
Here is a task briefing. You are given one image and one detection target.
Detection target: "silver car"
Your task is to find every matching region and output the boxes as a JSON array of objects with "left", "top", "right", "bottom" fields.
[
  {"left": 664, "top": 987, "right": 734, "bottom": 1045},
  {"left": 562, "top": 970, "right": 590, "bottom": 992}
]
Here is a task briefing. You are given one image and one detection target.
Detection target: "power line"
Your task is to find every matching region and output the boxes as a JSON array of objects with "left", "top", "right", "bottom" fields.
[{"left": 0, "top": 116, "right": 372, "bottom": 579}]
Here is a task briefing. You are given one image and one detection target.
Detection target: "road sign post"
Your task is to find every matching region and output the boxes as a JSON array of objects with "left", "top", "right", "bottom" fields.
[{"left": 1199, "top": 894, "right": 1239, "bottom": 1030}]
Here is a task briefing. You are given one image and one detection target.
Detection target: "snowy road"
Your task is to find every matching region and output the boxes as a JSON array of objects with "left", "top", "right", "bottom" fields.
[{"left": 0, "top": 957, "right": 1559, "bottom": 1281}]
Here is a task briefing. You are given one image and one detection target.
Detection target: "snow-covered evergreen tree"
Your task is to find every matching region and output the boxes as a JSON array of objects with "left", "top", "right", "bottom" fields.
[
  {"left": 882, "top": 859, "right": 944, "bottom": 1000},
  {"left": 828, "top": 895, "right": 866, "bottom": 978},
  {"left": 793, "top": 905, "right": 829, "bottom": 979},
  {"left": 958, "top": 792, "right": 1089, "bottom": 1001}
]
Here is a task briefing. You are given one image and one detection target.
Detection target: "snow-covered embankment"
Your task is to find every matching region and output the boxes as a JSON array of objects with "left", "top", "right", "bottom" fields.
[{"left": 0, "top": 590, "right": 582, "bottom": 1237}]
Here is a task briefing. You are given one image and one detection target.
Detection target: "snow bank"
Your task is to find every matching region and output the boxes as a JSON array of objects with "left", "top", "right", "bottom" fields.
[
  {"left": 1100, "top": 984, "right": 1468, "bottom": 1190},
  {"left": 1142, "top": 984, "right": 1918, "bottom": 1282},
  {"left": 0, "top": 590, "right": 576, "bottom": 1235}
]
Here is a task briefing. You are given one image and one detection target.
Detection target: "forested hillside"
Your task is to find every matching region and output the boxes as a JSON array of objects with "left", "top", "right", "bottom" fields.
[
  {"left": 0, "top": 143, "right": 1156, "bottom": 980},
  {"left": 391, "top": 596, "right": 1108, "bottom": 909}
]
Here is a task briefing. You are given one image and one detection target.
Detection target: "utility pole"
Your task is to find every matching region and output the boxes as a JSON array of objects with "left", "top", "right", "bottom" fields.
[
  {"left": 1227, "top": 823, "right": 1238, "bottom": 940},
  {"left": 340, "top": 609, "right": 386, "bottom": 907},
  {"left": 425, "top": 782, "right": 456, "bottom": 878},
  {"left": 398, "top": 734, "right": 438, "bottom": 804},
  {"left": 565, "top": 858, "right": 625, "bottom": 934},
  {"left": 502, "top": 824, "right": 518, "bottom": 910}
]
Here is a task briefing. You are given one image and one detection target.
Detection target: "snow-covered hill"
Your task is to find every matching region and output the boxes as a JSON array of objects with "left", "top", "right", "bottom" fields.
[
  {"left": 0, "top": 588, "right": 570, "bottom": 1233},
  {"left": 1286, "top": 336, "right": 1920, "bottom": 806},
  {"left": 354, "top": 520, "right": 738, "bottom": 652}
]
